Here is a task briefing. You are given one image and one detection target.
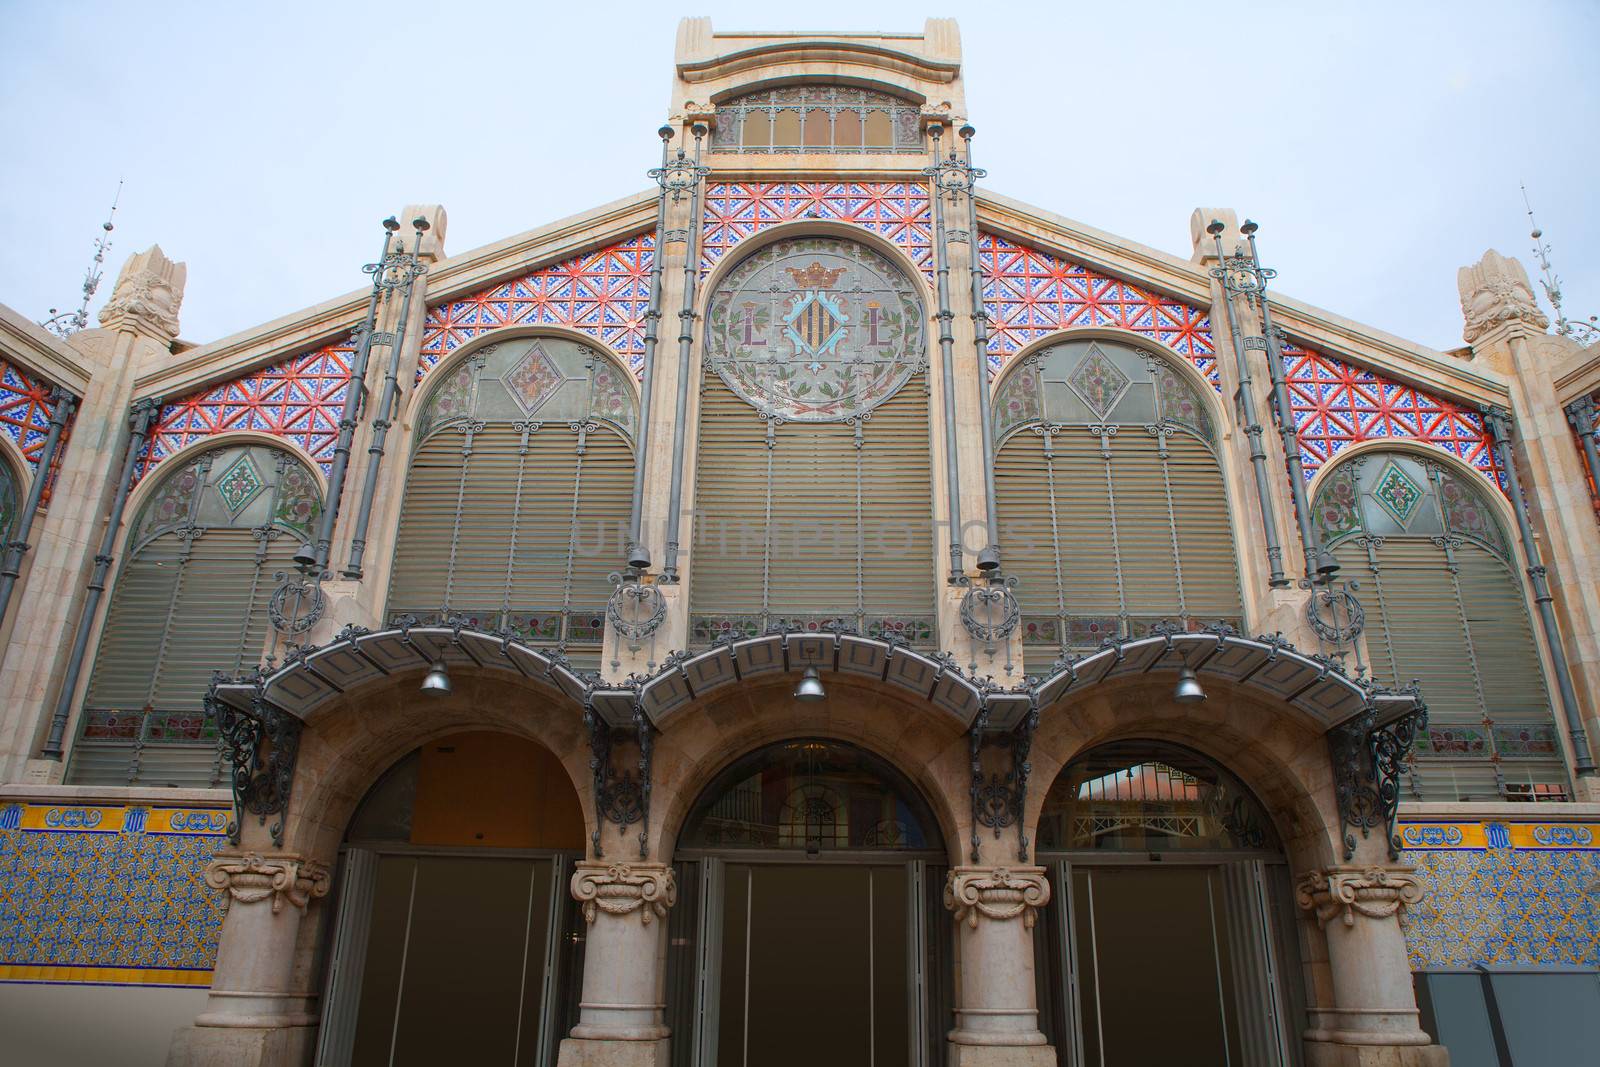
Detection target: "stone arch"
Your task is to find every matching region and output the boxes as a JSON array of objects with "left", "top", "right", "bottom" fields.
[
  {"left": 281, "top": 670, "right": 595, "bottom": 868},
  {"left": 1027, "top": 675, "right": 1342, "bottom": 874},
  {"left": 123, "top": 429, "right": 328, "bottom": 525},
  {"left": 696, "top": 218, "right": 932, "bottom": 314},
  {"left": 408, "top": 324, "right": 641, "bottom": 412},
  {"left": 648, "top": 676, "right": 972, "bottom": 862},
  {"left": 1305, "top": 436, "right": 1516, "bottom": 542}
]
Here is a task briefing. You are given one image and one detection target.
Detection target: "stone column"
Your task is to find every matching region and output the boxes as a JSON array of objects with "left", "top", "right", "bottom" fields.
[
  {"left": 1296, "top": 865, "right": 1446, "bottom": 1066},
  {"left": 168, "top": 850, "right": 331, "bottom": 1066},
  {"left": 558, "top": 862, "right": 676, "bottom": 1067},
  {"left": 944, "top": 865, "right": 1054, "bottom": 1066}
]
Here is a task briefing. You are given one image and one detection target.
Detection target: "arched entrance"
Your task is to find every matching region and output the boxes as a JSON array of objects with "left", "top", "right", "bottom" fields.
[
  {"left": 668, "top": 738, "right": 950, "bottom": 1067},
  {"left": 315, "top": 730, "right": 586, "bottom": 1067},
  {"left": 1034, "top": 740, "right": 1304, "bottom": 1067}
]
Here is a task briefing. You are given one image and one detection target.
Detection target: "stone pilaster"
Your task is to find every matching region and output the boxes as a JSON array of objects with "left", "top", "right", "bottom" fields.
[
  {"left": 167, "top": 851, "right": 331, "bottom": 1067},
  {"left": 558, "top": 862, "right": 676, "bottom": 1067},
  {"left": 944, "top": 865, "right": 1055, "bottom": 1067},
  {"left": 1296, "top": 865, "right": 1446, "bottom": 1066}
]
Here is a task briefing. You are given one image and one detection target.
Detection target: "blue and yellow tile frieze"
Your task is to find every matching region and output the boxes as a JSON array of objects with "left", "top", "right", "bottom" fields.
[
  {"left": 1398, "top": 818, "right": 1600, "bottom": 969},
  {"left": 0, "top": 801, "right": 228, "bottom": 986}
]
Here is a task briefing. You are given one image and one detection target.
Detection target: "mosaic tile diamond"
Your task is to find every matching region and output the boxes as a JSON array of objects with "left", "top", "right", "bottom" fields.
[
  {"left": 1066, "top": 343, "right": 1131, "bottom": 419},
  {"left": 214, "top": 452, "right": 265, "bottom": 516},
  {"left": 502, "top": 341, "right": 568, "bottom": 414},
  {"left": 977, "top": 232, "right": 1217, "bottom": 382},
  {"left": 1373, "top": 461, "right": 1425, "bottom": 527}
]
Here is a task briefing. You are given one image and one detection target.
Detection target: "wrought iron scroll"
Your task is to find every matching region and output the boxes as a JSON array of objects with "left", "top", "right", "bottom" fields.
[
  {"left": 207, "top": 675, "right": 302, "bottom": 848},
  {"left": 967, "top": 701, "right": 1039, "bottom": 863},
  {"left": 583, "top": 693, "right": 653, "bottom": 860},
  {"left": 1328, "top": 696, "right": 1427, "bottom": 861}
]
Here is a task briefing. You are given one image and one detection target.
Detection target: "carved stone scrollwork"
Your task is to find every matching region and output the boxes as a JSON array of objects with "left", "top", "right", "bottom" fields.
[
  {"left": 98, "top": 245, "right": 188, "bottom": 340},
  {"left": 1458, "top": 249, "right": 1549, "bottom": 343},
  {"left": 944, "top": 865, "right": 1051, "bottom": 929},
  {"left": 1296, "top": 865, "right": 1425, "bottom": 928},
  {"left": 203, "top": 851, "right": 331, "bottom": 914},
  {"left": 571, "top": 862, "right": 677, "bottom": 925}
]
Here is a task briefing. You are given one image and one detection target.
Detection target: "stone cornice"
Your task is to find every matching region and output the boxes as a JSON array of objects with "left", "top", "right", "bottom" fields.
[
  {"left": 974, "top": 189, "right": 1512, "bottom": 410},
  {"left": 1552, "top": 345, "right": 1600, "bottom": 405},
  {"left": 679, "top": 41, "right": 960, "bottom": 87},
  {"left": 0, "top": 302, "right": 92, "bottom": 395},
  {"left": 131, "top": 190, "right": 658, "bottom": 404}
]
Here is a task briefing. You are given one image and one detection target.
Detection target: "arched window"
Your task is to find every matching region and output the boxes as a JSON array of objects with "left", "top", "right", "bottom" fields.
[
  {"left": 680, "top": 739, "right": 940, "bottom": 852},
  {"left": 0, "top": 458, "right": 18, "bottom": 542},
  {"left": 1036, "top": 740, "right": 1278, "bottom": 851},
  {"left": 992, "top": 338, "right": 1242, "bottom": 673},
  {"left": 386, "top": 336, "right": 636, "bottom": 666},
  {"left": 70, "top": 443, "right": 322, "bottom": 785},
  {"left": 711, "top": 85, "right": 922, "bottom": 153},
  {"left": 1313, "top": 451, "right": 1568, "bottom": 800},
  {"left": 690, "top": 235, "right": 936, "bottom": 645}
]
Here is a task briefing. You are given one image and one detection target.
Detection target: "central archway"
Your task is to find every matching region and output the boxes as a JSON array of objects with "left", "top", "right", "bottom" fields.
[{"left": 668, "top": 738, "right": 950, "bottom": 1067}]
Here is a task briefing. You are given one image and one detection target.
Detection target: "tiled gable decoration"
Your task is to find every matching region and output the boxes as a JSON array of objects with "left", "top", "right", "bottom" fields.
[
  {"left": 417, "top": 234, "right": 654, "bottom": 380},
  {"left": 137, "top": 338, "right": 356, "bottom": 481},
  {"left": 0, "top": 355, "right": 74, "bottom": 477},
  {"left": 1282, "top": 339, "right": 1504, "bottom": 492},
  {"left": 702, "top": 183, "right": 933, "bottom": 282},
  {"left": 977, "top": 233, "right": 1217, "bottom": 383}
]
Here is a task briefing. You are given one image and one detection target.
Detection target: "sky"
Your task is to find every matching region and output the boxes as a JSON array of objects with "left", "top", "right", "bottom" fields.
[{"left": 2, "top": 0, "right": 1597, "bottom": 355}]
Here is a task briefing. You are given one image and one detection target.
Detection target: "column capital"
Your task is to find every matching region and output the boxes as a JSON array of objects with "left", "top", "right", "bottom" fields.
[
  {"left": 1296, "top": 864, "right": 1424, "bottom": 929},
  {"left": 944, "top": 864, "right": 1051, "bottom": 928},
  {"left": 203, "top": 850, "right": 331, "bottom": 914},
  {"left": 571, "top": 861, "right": 677, "bottom": 925}
]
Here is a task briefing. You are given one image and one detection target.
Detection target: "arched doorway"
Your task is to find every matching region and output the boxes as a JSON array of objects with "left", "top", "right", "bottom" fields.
[
  {"left": 1034, "top": 740, "right": 1304, "bottom": 1067},
  {"left": 315, "top": 730, "right": 586, "bottom": 1067},
  {"left": 668, "top": 739, "right": 950, "bottom": 1067}
]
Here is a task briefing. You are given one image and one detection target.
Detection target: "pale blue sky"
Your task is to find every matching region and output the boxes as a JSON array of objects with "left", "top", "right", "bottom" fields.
[{"left": 2, "top": 0, "right": 1596, "bottom": 354}]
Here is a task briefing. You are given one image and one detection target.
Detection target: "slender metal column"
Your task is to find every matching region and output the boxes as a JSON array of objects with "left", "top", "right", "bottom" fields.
[
  {"left": 41, "top": 397, "right": 160, "bottom": 759},
  {"left": 659, "top": 124, "right": 709, "bottom": 584},
  {"left": 0, "top": 389, "right": 77, "bottom": 627},
  {"left": 625, "top": 127, "right": 676, "bottom": 571},
  {"left": 1209, "top": 222, "right": 1289, "bottom": 588},
  {"left": 958, "top": 126, "right": 1002, "bottom": 566},
  {"left": 926, "top": 123, "right": 965, "bottom": 582},
  {"left": 343, "top": 218, "right": 429, "bottom": 579},
  {"left": 1240, "top": 224, "right": 1320, "bottom": 580},
  {"left": 310, "top": 219, "right": 400, "bottom": 573},
  {"left": 1483, "top": 406, "right": 1596, "bottom": 775},
  {"left": 1567, "top": 396, "right": 1600, "bottom": 519}
]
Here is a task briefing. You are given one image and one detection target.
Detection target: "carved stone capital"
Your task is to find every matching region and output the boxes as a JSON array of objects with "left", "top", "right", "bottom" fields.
[
  {"left": 944, "top": 865, "right": 1051, "bottom": 929},
  {"left": 203, "top": 851, "right": 330, "bottom": 914},
  {"left": 571, "top": 862, "right": 676, "bottom": 926},
  {"left": 1458, "top": 249, "right": 1549, "bottom": 343},
  {"left": 98, "top": 245, "right": 187, "bottom": 341},
  {"left": 1296, "top": 865, "right": 1425, "bottom": 928}
]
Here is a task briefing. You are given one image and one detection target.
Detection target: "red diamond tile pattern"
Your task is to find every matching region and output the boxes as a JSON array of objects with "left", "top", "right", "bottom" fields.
[
  {"left": 977, "top": 232, "right": 1217, "bottom": 383},
  {"left": 702, "top": 183, "right": 933, "bottom": 282},
  {"left": 1282, "top": 339, "right": 1504, "bottom": 493},
  {"left": 137, "top": 338, "right": 356, "bottom": 482},
  {"left": 417, "top": 234, "right": 654, "bottom": 380}
]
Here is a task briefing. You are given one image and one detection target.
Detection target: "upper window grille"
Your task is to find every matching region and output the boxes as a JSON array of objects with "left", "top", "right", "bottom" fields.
[
  {"left": 690, "top": 235, "right": 936, "bottom": 646},
  {"left": 0, "top": 459, "right": 17, "bottom": 544},
  {"left": 386, "top": 336, "right": 637, "bottom": 667},
  {"left": 69, "top": 443, "right": 322, "bottom": 786},
  {"left": 1313, "top": 451, "right": 1568, "bottom": 801},
  {"left": 991, "top": 338, "right": 1243, "bottom": 674},
  {"left": 711, "top": 85, "right": 923, "bottom": 154}
]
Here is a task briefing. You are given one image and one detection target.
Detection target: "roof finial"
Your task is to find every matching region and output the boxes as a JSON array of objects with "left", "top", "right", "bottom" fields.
[
  {"left": 1522, "top": 183, "right": 1597, "bottom": 347},
  {"left": 41, "top": 180, "right": 123, "bottom": 338}
]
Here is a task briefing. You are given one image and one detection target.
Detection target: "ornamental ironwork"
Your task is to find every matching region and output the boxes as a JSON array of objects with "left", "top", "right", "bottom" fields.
[
  {"left": 607, "top": 576, "right": 666, "bottom": 650},
  {"left": 704, "top": 236, "right": 926, "bottom": 421}
]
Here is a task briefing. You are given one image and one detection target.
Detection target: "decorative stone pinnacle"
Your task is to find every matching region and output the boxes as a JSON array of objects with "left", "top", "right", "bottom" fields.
[
  {"left": 1458, "top": 250, "right": 1549, "bottom": 343},
  {"left": 98, "top": 245, "right": 187, "bottom": 341},
  {"left": 1295, "top": 865, "right": 1424, "bottom": 928},
  {"left": 571, "top": 861, "right": 677, "bottom": 925},
  {"left": 943, "top": 865, "right": 1051, "bottom": 928},
  {"left": 203, "top": 851, "right": 330, "bottom": 914}
]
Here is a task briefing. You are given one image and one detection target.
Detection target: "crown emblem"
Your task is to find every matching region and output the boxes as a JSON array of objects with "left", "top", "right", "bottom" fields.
[{"left": 785, "top": 261, "right": 847, "bottom": 289}]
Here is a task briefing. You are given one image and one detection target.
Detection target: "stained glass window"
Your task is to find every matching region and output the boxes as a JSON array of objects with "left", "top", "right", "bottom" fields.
[
  {"left": 1036, "top": 740, "right": 1278, "bottom": 852},
  {"left": 680, "top": 739, "right": 940, "bottom": 852},
  {"left": 388, "top": 337, "right": 638, "bottom": 665},
  {"left": 712, "top": 85, "right": 922, "bottom": 154},
  {"left": 70, "top": 443, "right": 323, "bottom": 786},
  {"left": 991, "top": 339, "right": 1241, "bottom": 673},
  {"left": 692, "top": 236, "right": 935, "bottom": 644},
  {"left": 1313, "top": 451, "right": 1566, "bottom": 800}
]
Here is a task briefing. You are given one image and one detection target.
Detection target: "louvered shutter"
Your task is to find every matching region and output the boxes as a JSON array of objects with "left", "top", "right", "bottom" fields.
[
  {"left": 1167, "top": 433, "right": 1241, "bottom": 622},
  {"left": 689, "top": 374, "right": 936, "bottom": 643}
]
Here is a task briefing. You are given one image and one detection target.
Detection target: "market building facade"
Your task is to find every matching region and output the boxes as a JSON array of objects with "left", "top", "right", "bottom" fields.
[{"left": 1, "top": 18, "right": 1598, "bottom": 1067}]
